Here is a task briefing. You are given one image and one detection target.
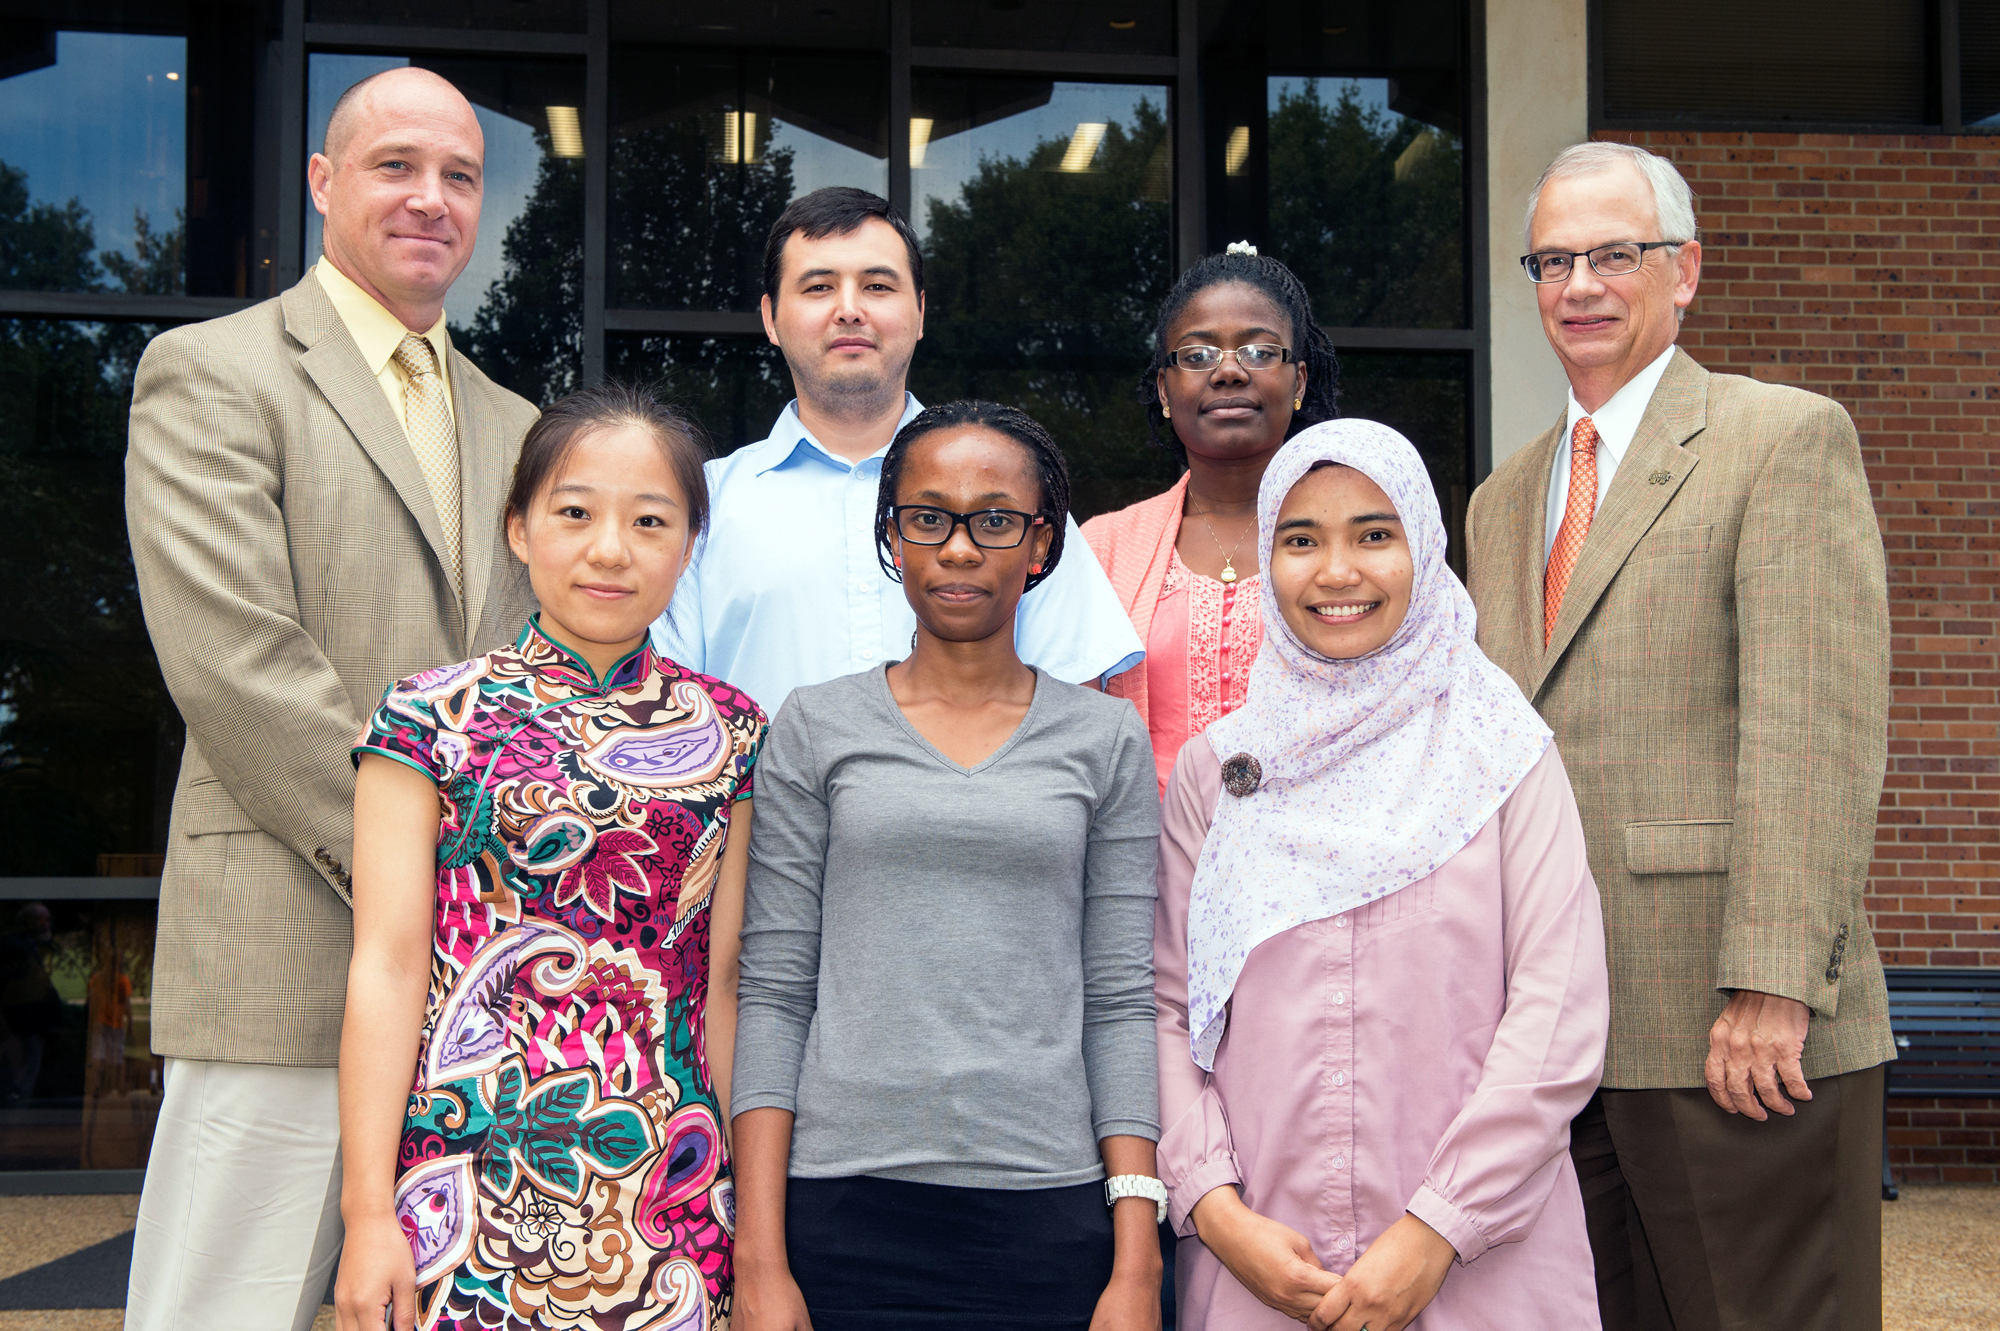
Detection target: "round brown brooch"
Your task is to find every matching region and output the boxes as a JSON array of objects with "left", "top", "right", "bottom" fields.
[{"left": 1220, "top": 752, "right": 1262, "bottom": 798}]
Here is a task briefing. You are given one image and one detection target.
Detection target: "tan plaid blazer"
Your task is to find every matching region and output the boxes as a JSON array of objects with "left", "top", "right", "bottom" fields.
[
  {"left": 126, "top": 272, "right": 540, "bottom": 1067},
  {"left": 1466, "top": 349, "right": 1894, "bottom": 1090}
]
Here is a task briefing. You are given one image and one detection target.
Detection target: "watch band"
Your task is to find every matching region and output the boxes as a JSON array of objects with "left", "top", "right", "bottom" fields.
[{"left": 1103, "top": 1173, "right": 1169, "bottom": 1224}]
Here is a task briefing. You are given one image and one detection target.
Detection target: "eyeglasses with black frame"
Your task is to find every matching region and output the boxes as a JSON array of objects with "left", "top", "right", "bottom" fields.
[
  {"left": 890, "top": 504, "right": 1047, "bottom": 549},
  {"left": 1519, "top": 241, "right": 1680, "bottom": 284},
  {"left": 1165, "top": 343, "right": 1296, "bottom": 372}
]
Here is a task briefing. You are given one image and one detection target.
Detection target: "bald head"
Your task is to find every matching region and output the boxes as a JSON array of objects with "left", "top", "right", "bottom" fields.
[
  {"left": 308, "top": 66, "right": 485, "bottom": 330},
  {"left": 323, "top": 66, "right": 482, "bottom": 167}
]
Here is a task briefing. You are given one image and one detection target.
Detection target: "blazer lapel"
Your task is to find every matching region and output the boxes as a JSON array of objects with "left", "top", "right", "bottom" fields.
[
  {"left": 286, "top": 276, "right": 462, "bottom": 629},
  {"left": 449, "top": 350, "right": 502, "bottom": 655},
  {"left": 1533, "top": 349, "right": 1710, "bottom": 698},
  {"left": 1508, "top": 413, "right": 1566, "bottom": 680}
]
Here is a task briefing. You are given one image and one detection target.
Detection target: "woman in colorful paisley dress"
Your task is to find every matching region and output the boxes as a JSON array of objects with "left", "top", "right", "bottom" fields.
[{"left": 335, "top": 383, "right": 766, "bottom": 1331}]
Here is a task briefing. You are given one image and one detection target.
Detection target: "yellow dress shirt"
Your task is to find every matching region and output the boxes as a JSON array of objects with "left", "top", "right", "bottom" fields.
[{"left": 314, "top": 255, "right": 455, "bottom": 434}]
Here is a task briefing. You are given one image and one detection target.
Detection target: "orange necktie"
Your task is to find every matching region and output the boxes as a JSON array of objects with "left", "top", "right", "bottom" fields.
[{"left": 1544, "top": 416, "right": 1600, "bottom": 645}]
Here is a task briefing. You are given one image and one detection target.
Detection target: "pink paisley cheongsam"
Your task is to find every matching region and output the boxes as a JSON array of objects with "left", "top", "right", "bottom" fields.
[{"left": 353, "top": 618, "right": 765, "bottom": 1331}]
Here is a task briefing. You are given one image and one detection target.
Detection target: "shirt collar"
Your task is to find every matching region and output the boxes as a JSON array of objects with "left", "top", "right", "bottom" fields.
[
  {"left": 314, "top": 255, "right": 451, "bottom": 380},
  {"left": 751, "top": 393, "right": 926, "bottom": 476},
  {"left": 1564, "top": 343, "right": 1678, "bottom": 465},
  {"left": 515, "top": 615, "right": 658, "bottom": 693}
]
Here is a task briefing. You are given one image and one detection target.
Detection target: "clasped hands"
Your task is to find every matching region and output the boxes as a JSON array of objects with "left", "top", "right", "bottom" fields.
[{"left": 1190, "top": 1187, "right": 1454, "bottom": 1331}]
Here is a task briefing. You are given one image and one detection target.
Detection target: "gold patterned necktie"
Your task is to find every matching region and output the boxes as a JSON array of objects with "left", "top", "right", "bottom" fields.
[
  {"left": 1544, "top": 416, "right": 1600, "bottom": 646},
  {"left": 391, "top": 332, "right": 463, "bottom": 599}
]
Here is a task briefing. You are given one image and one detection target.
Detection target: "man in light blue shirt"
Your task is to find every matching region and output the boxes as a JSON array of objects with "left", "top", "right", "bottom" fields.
[{"left": 652, "top": 187, "right": 1141, "bottom": 717}]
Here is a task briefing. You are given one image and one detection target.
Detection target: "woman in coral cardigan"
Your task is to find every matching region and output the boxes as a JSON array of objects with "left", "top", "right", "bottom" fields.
[{"left": 1082, "top": 244, "right": 1340, "bottom": 793}]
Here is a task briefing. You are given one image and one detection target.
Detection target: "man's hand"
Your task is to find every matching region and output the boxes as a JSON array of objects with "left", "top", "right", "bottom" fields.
[
  {"left": 1306, "top": 1213, "right": 1455, "bottom": 1331},
  {"left": 1191, "top": 1186, "right": 1338, "bottom": 1321},
  {"left": 1705, "top": 989, "right": 1812, "bottom": 1120}
]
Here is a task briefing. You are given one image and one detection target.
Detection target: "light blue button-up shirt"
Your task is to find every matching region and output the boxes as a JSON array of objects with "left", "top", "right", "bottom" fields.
[{"left": 651, "top": 396, "right": 1144, "bottom": 717}]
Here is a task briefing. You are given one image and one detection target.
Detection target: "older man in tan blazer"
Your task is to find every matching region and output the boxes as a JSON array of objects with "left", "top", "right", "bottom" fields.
[
  {"left": 1466, "top": 142, "right": 1893, "bottom": 1331},
  {"left": 122, "top": 68, "right": 538, "bottom": 1331}
]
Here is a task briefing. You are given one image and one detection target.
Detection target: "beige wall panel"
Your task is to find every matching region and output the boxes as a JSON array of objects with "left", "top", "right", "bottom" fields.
[{"left": 1485, "top": 0, "right": 1589, "bottom": 468}]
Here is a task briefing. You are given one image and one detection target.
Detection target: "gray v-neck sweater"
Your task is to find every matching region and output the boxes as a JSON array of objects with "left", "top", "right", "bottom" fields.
[{"left": 733, "top": 664, "right": 1162, "bottom": 1189}]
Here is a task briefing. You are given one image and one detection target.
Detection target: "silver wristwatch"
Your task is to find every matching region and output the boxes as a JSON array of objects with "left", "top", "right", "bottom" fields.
[{"left": 1104, "top": 1173, "right": 1169, "bottom": 1224}]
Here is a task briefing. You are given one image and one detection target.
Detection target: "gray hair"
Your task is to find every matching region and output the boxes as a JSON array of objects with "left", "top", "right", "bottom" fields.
[{"left": 1523, "top": 142, "right": 1698, "bottom": 251}]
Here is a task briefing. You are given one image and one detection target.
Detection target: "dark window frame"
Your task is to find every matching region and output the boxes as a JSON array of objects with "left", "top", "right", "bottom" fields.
[
  {"left": 1590, "top": 0, "right": 1985, "bottom": 135},
  {"left": 0, "top": 0, "right": 1489, "bottom": 904}
]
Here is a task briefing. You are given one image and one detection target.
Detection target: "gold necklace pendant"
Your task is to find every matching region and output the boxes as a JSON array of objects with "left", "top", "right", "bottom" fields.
[{"left": 1219, "top": 561, "right": 1238, "bottom": 584}]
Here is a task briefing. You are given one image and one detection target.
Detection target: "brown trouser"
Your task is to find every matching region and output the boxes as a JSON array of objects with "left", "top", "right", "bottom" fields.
[{"left": 1570, "top": 1063, "right": 1885, "bottom": 1331}]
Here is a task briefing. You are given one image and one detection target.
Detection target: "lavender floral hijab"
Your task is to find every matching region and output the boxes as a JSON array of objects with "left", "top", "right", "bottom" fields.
[{"left": 1184, "top": 420, "right": 1551, "bottom": 1070}]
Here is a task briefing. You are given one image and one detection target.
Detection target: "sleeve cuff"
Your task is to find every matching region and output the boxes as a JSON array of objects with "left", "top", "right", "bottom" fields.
[
  {"left": 1408, "top": 1184, "right": 1491, "bottom": 1265},
  {"left": 1163, "top": 1155, "right": 1243, "bottom": 1238},
  {"left": 724, "top": 1089, "right": 797, "bottom": 1119},
  {"left": 1092, "top": 1116, "right": 1162, "bottom": 1143}
]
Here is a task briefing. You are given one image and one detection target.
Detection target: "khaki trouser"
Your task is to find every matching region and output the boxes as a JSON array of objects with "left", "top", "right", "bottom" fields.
[{"left": 125, "top": 1058, "right": 344, "bottom": 1331}]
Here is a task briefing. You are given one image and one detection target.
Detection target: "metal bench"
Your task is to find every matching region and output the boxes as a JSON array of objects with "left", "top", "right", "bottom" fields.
[{"left": 1881, "top": 968, "right": 2000, "bottom": 1200}]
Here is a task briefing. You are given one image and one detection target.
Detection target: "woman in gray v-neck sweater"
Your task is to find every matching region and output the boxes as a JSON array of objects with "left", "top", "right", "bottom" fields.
[
  {"left": 730, "top": 400, "right": 1163, "bottom": 1331},
  {"left": 734, "top": 661, "right": 1160, "bottom": 1184}
]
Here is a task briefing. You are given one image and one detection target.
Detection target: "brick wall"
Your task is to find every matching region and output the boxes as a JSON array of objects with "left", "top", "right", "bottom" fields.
[{"left": 1594, "top": 129, "right": 2000, "bottom": 1184}]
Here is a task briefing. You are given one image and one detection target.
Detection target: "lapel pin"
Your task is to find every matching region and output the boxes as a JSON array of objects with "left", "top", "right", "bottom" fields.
[{"left": 1648, "top": 470, "right": 1673, "bottom": 485}]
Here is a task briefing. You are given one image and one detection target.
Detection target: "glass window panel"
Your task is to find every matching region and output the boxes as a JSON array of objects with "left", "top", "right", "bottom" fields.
[
  {"left": 606, "top": 334, "right": 793, "bottom": 457},
  {"left": 1265, "top": 78, "right": 1464, "bottom": 329},
  {"left": 0, "top": 899, "right": 165, "bottom": 1171},
  {"left": 613, "top": 0, "right": 887, "bottom": 52},
  {"left": 0, "top": 31, "right": 186, "bottom": 295},
  {"left": 1601, "top": 0, "right": 1928, "bottom": 125},
  {"left": 307, "top": 0, "right": 585, "bottom": 31},
  {"left": 0, "top": 319, "right": 184, "bottom": 878},
  {"left": 913, "top": 0, "right": 1173, "bottom": 57},
  {"left": 611, "top": 49, "right": 889, "bottom": 311},
  {"left": 910, "top": 78, "right": 1176, "bottom": 519},
  {"left": 306, "top": 53, "right": 586, "bottom": 403},
  {"left": 1966, "top": 3, "right": 2000, "bottom": 129},
  {"left": 1201, "top": 0, "right": 1467, "bottom": 329},
  {"left": 1333, "top": 349, "right": 1469, "bottom": 563}
]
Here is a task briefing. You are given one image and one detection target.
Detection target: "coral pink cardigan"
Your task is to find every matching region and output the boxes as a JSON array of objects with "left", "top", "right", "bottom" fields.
[{"left": 1080, "top": 474, "right": 1192, "bottom": 732}]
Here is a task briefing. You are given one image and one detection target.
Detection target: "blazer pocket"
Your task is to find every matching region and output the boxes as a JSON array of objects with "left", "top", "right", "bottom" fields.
[
  {"left": 1630, "top": 522, "right": 1714, "bottom": 562},
  {"left": 178, "top": 778, "right": 263, "bottom": 837},
  {"left": 1625, "top": 819, "right": 1733, "bottom": 874}
]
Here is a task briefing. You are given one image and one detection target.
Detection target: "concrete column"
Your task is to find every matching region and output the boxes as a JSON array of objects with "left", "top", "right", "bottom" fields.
[{"left": 1485, "top": 0, "right": 1589, "bottom": 468}]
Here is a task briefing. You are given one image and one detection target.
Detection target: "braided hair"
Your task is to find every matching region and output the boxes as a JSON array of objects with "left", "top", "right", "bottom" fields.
[
  {"left": 1138, "top": 248, "right": 1341, "bottom": 457},
  {"left": 874, "top": 400, "right": 1071, "bottom": 594}
]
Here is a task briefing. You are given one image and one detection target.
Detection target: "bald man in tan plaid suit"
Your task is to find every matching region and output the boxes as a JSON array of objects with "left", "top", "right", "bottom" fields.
[
  {"left": 122, "top": 69, "right": 539, "bottom": 1331},
  {"left": 1467, "top": 144, "right": 1892, "bottom": 1331}
]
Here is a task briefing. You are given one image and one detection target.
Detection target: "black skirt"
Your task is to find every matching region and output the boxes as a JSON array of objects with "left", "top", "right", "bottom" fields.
[{"left": 785, "top": 1175, "right": 1115, "bottom": 1330}]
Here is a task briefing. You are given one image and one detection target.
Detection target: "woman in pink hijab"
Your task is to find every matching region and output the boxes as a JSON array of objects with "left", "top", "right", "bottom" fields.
[{"left": 1153, "top": 419, "right": 1608, "bottom": 1331}]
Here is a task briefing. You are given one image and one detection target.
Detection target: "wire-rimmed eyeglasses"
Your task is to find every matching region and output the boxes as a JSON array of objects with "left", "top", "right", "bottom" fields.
[
  {"left": 1519, "top": 241, "right": 1679, "bottom": 284},
  {"left": 889, "top": 505, "right": 1046, "bottom": 549},
  {"left": 1165, "top": 343, "right": 1296, "bottom": 372}
]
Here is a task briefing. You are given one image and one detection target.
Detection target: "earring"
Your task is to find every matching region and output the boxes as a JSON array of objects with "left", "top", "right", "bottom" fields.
[
  {"left": 1031, "top": 562, "right": 1043, "bottom": 575},
  {"left": 893, "top": 554, "right": 901, "bottom": 568},
  {"left": 1161, "top": 403, "right": 1171, "bottom": 418},
  {"left": 1294, "top": 397, "right": 1303, "bottom": 410}
]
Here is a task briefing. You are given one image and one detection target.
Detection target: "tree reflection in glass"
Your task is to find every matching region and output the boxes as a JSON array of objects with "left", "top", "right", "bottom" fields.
[
  {"left": 911, "top": 81, "right": 1177, "bottom": 519},
  {"left": 1266, "top": 79, "right": 1465, "bottom": 330}
]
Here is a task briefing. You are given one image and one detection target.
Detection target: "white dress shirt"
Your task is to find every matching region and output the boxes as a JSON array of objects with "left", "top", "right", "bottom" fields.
[
  {"left": 1544, "top": 344, "right": 1679, "bottom": 562},
  {"left": 651, "top": 396, "right": 1145, "bottom": 717}
]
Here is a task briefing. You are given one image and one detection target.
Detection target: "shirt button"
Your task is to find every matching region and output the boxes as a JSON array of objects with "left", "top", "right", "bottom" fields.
[
  {"left": 1333, "top": 1071, "right": 1346, "bottom": 1086},
  {"left": 854, "top": 579, "right": 872, "bottom": 592},
  {"left": 859, "top": 648, "right": 876, "bottom": 661},
  {"left": 1333, "top": 991, "right": 1346, "bottom": 1005},
  {"left": 1334, "top": 1234, "right": 1350, "bottom": 1247},
  {"left": 1334, "top": 915, "right": 1348, "bottom": 928},
  {"left": 1333, "top": 1155, "right": 1346, "bottom": 1169}
]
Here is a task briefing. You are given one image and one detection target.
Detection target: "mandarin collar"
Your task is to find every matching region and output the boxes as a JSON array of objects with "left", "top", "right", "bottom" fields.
[{"left": 516, "top": 616, "right": 658, "bottom": 693}]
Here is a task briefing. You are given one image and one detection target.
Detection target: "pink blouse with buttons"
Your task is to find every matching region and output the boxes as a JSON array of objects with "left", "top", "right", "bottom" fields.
[
  {"left": 1142, "top": 548, "right": 1263, "bottom": 792},
  {"left": 1154, "top": 740, "right": 1609, "bottom": 1330}
]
